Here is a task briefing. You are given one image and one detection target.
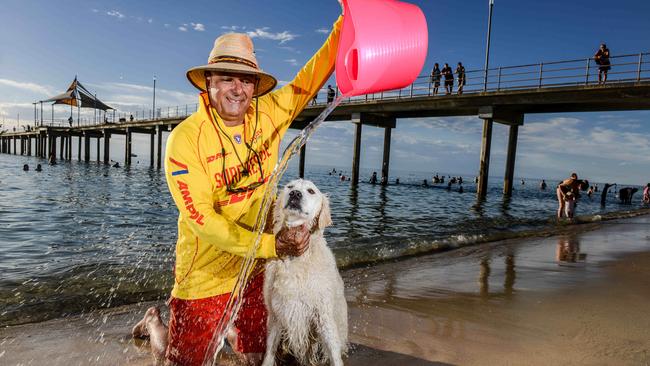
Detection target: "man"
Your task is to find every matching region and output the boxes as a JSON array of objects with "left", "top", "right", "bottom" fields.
[
  {"left": 455, "top": 62, "right": 466, "bottom": 95},
  {"left": 594, "top": 43, "right": 611, "bottom": 85},
  {"left": 132, "top": 8, "right": 344, "bottom": 366},
  {"left": 430, "top": 63, "right": 441, "bottom": 95},
  {"left": 327, "top": 84, "right": 336, "bottom": 103},
  {"left": 441, "top": 63, "right": 453, "bottom": 95}
]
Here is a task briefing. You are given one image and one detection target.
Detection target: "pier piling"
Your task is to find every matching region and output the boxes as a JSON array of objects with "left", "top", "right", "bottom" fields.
[
  {"left": 381, "top": 126, "right": 392, "bottom": 185},
  {"left": 477, "top": 118, "right": 493, "bottom": 199},
  {"left": 299, "top": 144, "right": 306, "bottom": 178},
  {"left": 351, "top": 113, "right": 362, "bottom": 186},
  {"left": 103, "top": 131, "right": 110, "bottom": 164},
  {"left": 503, "top": 125, "right": 520, "bottom": 197}
]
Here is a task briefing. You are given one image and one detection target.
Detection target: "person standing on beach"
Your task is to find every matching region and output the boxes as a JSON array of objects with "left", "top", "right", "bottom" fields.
[
  {"left": 594, "top": 43, "right": 611, "bottom": 84},
  {"left": 131, "top": 5, "right": 344, "bottom": 365},
  {"left": 644, "top": 183, "right": 650, "bottom": 204},
  {"left": 442, "top": 63, "right": 454, "bottom": 95},
  {"left": 430, "top": 63, "right": 441, "bottom": 95},
  {"left": 556, "top": 173, "right": 588, "bottom": 219}
]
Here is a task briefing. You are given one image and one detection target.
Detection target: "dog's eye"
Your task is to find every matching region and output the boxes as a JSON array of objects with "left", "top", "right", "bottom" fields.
[
  {"left": 287, "top": 185, "right": 294, "bottom": 189},
  {"left": 307, "top": 188, "right": 315, "bottom": 194}
]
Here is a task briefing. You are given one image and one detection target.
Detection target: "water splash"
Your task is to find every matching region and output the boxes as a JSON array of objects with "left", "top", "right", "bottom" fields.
[{"left": 202, "top": 96, "right": 346, "bottom": 365}]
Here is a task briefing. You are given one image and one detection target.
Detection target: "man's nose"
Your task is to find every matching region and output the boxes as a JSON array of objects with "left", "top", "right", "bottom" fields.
[
  {"left": 231, "top": 79, "right": 244, "bottom": 94},
  {"left": 289, "top": 190, "right": 302, "bottom": 199}
]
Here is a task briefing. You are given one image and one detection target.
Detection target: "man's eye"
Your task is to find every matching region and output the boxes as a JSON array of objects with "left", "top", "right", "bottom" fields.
[{"left": 307, "top": 189, "right": 315, "bottom": 194}]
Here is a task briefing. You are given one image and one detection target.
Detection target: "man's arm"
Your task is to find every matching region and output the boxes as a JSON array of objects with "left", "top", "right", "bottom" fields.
[
  {"left": 165, "top": 127, "right": 277, "bottom": 258},
  {"left": 267, "top": 15, "right": 344, "bottom": 136}
]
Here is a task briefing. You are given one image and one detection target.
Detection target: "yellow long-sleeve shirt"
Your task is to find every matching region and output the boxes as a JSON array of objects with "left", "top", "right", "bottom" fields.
[{"left": 164, "top": 17, "right": 342, "bottom": 300}]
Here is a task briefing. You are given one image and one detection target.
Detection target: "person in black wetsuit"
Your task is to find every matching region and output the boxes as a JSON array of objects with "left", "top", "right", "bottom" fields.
[{"left": 600, "top": 183, "right": 616, "bottom": 206}]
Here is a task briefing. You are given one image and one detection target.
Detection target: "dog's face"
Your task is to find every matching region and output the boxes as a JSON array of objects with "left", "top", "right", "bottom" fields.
[{"left": 274, "top": 179, "right": 332, "bottom": 232}]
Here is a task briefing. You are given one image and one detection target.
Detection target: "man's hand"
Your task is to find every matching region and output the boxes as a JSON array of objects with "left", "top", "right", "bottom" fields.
[{"left": 275, "top": 224, "right": 310, "bottom": 258}]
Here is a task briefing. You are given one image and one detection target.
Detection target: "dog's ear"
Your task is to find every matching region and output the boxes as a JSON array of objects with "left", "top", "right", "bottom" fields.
[{"left": 316, "top": 194, "right": 332, "bottom": 230}]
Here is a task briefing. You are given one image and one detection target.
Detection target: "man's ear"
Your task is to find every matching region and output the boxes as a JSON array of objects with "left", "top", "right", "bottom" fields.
[{"left": 316, "top": 194, "right": 332, "bottom": 230}]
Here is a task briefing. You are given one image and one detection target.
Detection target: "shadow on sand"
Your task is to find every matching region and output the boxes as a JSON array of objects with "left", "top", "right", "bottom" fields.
[{"left": 346, "top": 343, "right": 453, "bottom": 366}]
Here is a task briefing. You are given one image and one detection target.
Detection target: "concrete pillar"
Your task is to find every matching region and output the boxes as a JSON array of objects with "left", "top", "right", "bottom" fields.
[
  {"left": 351, "top": 113, "right": 362, "bottom": 186},
  {"left": 381, "top": 127, "right": 392, "bottom": 185},
  {"left": 503, "top": 125, "right": 519, "bottom": 197},
  {"left": 50, "top": 135, "right": 57, "bottom": 162},
  {"left": 150, "top": 131, "right": 155, "bottom": 167},
  {"left": 78, "top": 136, "right": 82, "bottom": 161},
  {"left": 13, "top": 136, "right": 16, "bottom": 154},
  {"left": 477, "top": 118, "right": 493, "bottom": 199},
  {"left": 96, "top": 137, "right": 101, "bottom": 162},
  {"left": 27, "top": 137, "right": 32, "bottom": 156},
  {"left": 59, "top": 135, "right": 65, "bottom": 159},
  {"left": 103, "top": 131, "right": 111, "bottom": 164},
  {"left": 20, "top": 137, "right": 24, "bottom": 155},
  {"left": 67, "top": 136, "right": 72, "bottom": 160},
  {"left": 299, "top": 144, "right": 306, "bottom": 178},
  {"left": 125, "top": 129, "right": 132, "bottom": 166},
  {"left": 156, "top": 125, "right": 163, "bottom": 169},
  {"left": 84, "top": 134, "right": 90, "bottom": 162}
]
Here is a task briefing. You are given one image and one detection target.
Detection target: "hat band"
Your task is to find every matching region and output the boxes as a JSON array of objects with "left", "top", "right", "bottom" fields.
[{"left": 208, "top": 56, "right": 258, "bottom": 70}]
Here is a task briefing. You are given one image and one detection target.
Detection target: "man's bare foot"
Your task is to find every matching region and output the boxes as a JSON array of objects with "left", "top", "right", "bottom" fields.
[{"left": 132, "top": 307, "right": 160, "bottom": 339}]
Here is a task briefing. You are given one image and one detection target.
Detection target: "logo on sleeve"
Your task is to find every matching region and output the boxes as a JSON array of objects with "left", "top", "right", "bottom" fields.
[
  {"left": 169, "top": 157, "right": 189, "bottom": 176},
  {"left": 176, "top": 180, "right": 205, "bottom": 225}
]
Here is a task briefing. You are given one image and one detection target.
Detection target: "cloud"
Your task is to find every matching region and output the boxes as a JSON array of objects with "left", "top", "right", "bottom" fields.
[
  {"left": 222, "top": 25, "right": 244, "bottom": 31},
  {"left": 315, "top": 28, "right": 330, "bottom": 34},
  {"left": 178, "top": 25, "right": 188, "bottom": 32},
  {"left": 191, "top": 23, "right": 205, "bottom": 31},
  {"left": 246, "top": 28, "right": 297, "bottom": 44},
  {"left": 284, "top": 59, "right": 298, "bottom": 66},
  {"left": 91, "top": 9, "right": 98, "bottom": 13},
  {"left": 0, "top": 78, "right": 53, "bottom": 96},
  {"left": 278, "top": 46, "right": 301, "bottom": 54},
  {"left": 106, "top": 10, "right": 125, "bottom": 19},
  {"left": 147, "top": 18, "right": 153, "bottom": 24}
]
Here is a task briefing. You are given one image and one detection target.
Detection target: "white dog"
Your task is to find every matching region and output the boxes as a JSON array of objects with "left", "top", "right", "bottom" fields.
[{"left": 262, "top": 179, "right": 348, "bottom": 366}]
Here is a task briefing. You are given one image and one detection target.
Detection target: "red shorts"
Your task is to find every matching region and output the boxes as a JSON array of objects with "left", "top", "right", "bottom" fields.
[{"left": 166, "top": 273, "right": 267, "bottom": 366}]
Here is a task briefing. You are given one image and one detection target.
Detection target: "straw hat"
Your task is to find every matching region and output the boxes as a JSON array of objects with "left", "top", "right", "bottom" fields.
[{"left": 186, "top": 33, "right": 277, "bottom": 97}]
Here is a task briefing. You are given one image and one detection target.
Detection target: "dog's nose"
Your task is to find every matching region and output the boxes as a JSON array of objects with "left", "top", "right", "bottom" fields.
[{"left": 289, "top": 190, "right": 302, "bottom": 199}]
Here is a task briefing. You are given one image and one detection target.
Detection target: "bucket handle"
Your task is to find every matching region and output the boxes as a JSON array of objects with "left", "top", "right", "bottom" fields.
[{"left": 345, "top": 47, "right": 359, "bottom": 82}]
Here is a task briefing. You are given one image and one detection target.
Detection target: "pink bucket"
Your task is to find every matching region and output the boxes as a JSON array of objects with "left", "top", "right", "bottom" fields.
[{"left": 336, "top": 0, "right": 429, "bottom": 96}]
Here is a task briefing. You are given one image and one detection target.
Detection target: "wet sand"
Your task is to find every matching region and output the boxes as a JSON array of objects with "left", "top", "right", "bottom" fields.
[{"left": 1, "top": 215, "right": 650, "bottom": 365}]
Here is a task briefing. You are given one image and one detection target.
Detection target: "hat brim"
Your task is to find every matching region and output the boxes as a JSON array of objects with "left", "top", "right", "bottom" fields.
[{"left": 186, "top": 62, "right": 277, "bottom": 97}]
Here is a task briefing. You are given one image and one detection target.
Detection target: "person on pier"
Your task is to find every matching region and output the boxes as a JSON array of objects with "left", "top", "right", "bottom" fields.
[
  {"left": 132, "top": 2, "right": 344, "bottom": 365},
  {"left": 594, "top": 43, "right": 611, "bottom": 84}
]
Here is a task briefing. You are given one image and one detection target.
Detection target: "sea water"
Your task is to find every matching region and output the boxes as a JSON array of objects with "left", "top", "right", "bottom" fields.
[{"left": 0, "top": 136, "right": 646, "bottom": 328}]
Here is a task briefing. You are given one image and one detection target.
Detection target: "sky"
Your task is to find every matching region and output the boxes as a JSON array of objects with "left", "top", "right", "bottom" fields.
[{"left": 1, "top": 0, "right": 650, "bottom": 185}]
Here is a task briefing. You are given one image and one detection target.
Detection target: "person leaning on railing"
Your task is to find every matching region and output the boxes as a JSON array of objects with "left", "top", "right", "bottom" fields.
[{"left": 595, "top": 43, "right": 611, "bottom": 84}]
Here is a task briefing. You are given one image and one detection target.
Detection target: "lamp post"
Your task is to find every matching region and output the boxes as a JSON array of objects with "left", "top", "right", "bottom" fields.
[
  {"left": 483, "top": 0, "right": 495, "bottom": 92},
  {"left": 152, "top": 75, "right": 157, "bottom": 120}
]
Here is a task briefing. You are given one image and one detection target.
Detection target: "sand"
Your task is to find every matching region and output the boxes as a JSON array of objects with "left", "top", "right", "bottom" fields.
[{"left": 1, "top": 215, "right": 650, "bottom": 365}]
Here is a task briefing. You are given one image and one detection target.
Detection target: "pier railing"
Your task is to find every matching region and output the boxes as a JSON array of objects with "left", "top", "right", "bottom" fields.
[{"left": 26, "top": 51, "right": 650, "bottom": 130}]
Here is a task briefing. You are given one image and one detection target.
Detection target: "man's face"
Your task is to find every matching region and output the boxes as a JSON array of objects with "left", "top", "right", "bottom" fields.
[{"left": 206, "top": 72, "right": 256, "bottom": 125}]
